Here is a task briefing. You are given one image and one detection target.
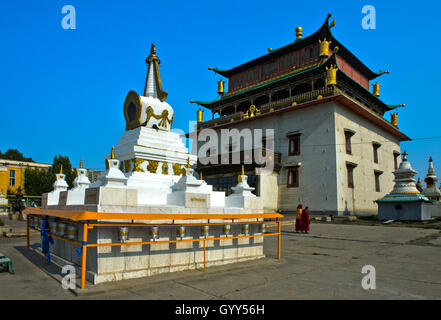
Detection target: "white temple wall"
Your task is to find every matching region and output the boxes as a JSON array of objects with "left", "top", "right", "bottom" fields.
[
  {"left": 333, "top": 102, "right": 401, "bottom": 215},
  {"left": 210, "top": 102, "right": 339, "bottom": 213}
]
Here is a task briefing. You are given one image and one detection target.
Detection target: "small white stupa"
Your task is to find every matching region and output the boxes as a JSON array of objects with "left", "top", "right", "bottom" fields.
[
  {"left": 422, "top": 157, "right": 441, "bottom": 201},
  {"left": 43, "top": 166, "right": 68, "bottom": 206},
  {"left": 59, "top": 158, "right": 91, "bottom": 205},
  {"left": 377, "top": 151, "right": 432, "bottom": 221}
]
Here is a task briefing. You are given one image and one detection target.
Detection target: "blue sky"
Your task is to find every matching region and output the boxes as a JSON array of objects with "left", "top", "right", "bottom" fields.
[{"left": 1, "top": 0, "right": 440, "bottom": 182}]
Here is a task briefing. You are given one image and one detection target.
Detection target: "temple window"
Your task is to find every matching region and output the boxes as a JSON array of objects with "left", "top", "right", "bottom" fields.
[
  {"left": 262, "top": 61, "right": 278, "bottom": 78},
  {"left": 373, "top": 142, "right": 381, "bottom": 164},
  {"left": 9, "top": 169, "right": 16, "bottom": 187},
  {"left": 280, "top": 53, "right": 297, "bottom": 70},
  {"left": 288, "top": 134, "right": 301, "bottom": 156},
  {"left": 344, "top": 129, "right": 355, "bottom": 155},
  {"left": 346, "top": 162, "right": 357, "bottom": 188},
  {"left": 246, "top": 68, "right": 259, "bottom": 83},
  {"left": 393, "top": 151, "right": 400, "bottom": 170},
  {"left": 287, "top": 167, "right": 299, "bottom": 188},
  {"left": 374, "top": 170, "right": 383, "bottom": 192}
]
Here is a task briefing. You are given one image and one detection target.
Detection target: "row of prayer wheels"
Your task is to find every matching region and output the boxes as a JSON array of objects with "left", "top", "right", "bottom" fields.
[
  {"left": 117, "top": 223, "right": 267, "bottom": 242},
  {"left": 29, "top": 216, "right": 79, "bottom": 241}
]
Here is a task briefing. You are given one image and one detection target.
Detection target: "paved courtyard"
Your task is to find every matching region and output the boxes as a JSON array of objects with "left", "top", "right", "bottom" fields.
[{"left": 0, "top": 222, "right": 440, "bottom": 299}]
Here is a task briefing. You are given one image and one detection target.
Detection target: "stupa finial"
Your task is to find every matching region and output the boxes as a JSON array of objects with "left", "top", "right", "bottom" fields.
[
  {"left": 80, "top": 157, "right": 83, "bottom": 169},
  {"left": 60, "top": 165, "right": 63, "bottom": 175},
  {"left": 402, "top": 151, "right": 408, "bottom": 161},
  {"left": 144, "top": 43, "right": 168, "bottom": 102},
  {"left": 186, "top": 157, "right": 191, "bottom": 168},
  {"left": 111, "top": 146, "right": 115, "bottom": 160}
]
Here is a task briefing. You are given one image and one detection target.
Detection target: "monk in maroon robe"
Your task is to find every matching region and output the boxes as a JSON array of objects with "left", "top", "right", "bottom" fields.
[
  {"left": 301, "top": 206, "right": 310, "bottom": 233},
  {"left": 295, "top": 204, "right": 302, "bottom": 232}
]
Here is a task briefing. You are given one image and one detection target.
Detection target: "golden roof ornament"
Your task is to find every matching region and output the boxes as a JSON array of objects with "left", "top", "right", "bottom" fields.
[
  {"left": 295, "top": 26, "right": 302, "bottom": 39},
  {"left": 144, "top": 44, "right": 168, "bottom": 102},
  {"left": 60, "top": 165, "right": 63, "bottom": 175},
  {"left": 196, "top": 108, "right": 204, "bottom": 123},
  {"left": 319, "top": 38, "right": 331, "bottom": 58},
  {"left": 391, "top": 112, "right": 398, "bottom": 127},
  {"left": 80, "top": 158, "right": 83, "bottom": 169},
  {"left": 217, "top": 79, "right": 225, "bottom": 96},
  {"left": 326, "top": 64, "right": 338, "bottom": 85},
  {"left": 111, "top": 146, "right": 115, "bottom": 159},
  {"left": 372, "top": 82, "right": 381, "bottom": 97},
  {"left": 268, "top": 48, "right": 273, "bottom": 52}
]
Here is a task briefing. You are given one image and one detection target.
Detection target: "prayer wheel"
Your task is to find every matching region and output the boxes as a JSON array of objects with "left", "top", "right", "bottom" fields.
[
  {"left": 260, "top": 223, "right": 266, "bottom": 234},
  {"left": 118, "top": 226, "right": 129, "bottom": 241},
  {"left": 150, "top": 226, "right": 159, "bottom": 240},
  {"left": 202, "top": 225, "right": 210, "bottom": 237},
  {"left": 242, "top": 224, "right": 249, "bottom": 235},
  {"left": 176, "top": 226, "right": 186, "bottom": 238},
  {"left": 57, "top": 222, "right": 67, "bottom": 237},
  {"left": 223, "top": 224, "right": 231, "bottom": 235},
  {"left": 50, "top": 220, "right": 58, "bottom": 234},
  {"left": 66, "top": 224, "right": 78, "bottom": 240},
  {"left": 37, "top": 217, "right": 43, "bottom": 230},
  {"left": 29, "top": 216, "right": 35, "bottom": 229}
]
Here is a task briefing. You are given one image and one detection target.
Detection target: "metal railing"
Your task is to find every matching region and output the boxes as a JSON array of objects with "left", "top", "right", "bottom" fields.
[{"left": 199, "top": 86, "right": 337, "bottom": 129}]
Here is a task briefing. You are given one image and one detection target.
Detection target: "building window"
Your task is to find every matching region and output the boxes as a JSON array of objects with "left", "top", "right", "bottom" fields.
[
  {"left": 346, "top": 163, "right": 357, "bottom": 188},
  {"left": 393, "top": 151, "right": 400, "bottom": 170},
  {"left": 373, "top": 142, "right": 381, "bottom": 164},
  {"left": 344, "top": 130, "right": 355, "bottom": 155},
  {"left": 9, "top": 169, "right": 16, "bottom": 187},
  {"left": 374, "top": 171, "right": 383, "bottom": 192},
  {"left": 287, "top": 168, "right": 299, "bottom": 188},
  {"left": 288, "top": 135, "right": 300, "bottom": 156}
]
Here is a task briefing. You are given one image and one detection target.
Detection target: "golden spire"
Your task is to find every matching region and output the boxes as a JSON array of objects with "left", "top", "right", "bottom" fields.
[
  {"left": 60, "top": 165, "right": 63, "bottom": 175},
  {"left": 80, "top": 158, "right": 83, "bottom": 169},
  {"left": 241, "top": 165, "right": 245, "bottom": 176},
  {"left": 111, "top": 146, "right": 115, "bottom": 159},
  {"left": 200, "top": 171, "right": 203, "bottom": 181},
  {"left": 144, "top": 44, "right": 168, "bottom": 102}
]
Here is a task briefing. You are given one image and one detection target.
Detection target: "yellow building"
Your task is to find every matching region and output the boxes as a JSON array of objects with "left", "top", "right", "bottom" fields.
[{"left": 0, "top": 159, "right": 51, "bottom": 195}]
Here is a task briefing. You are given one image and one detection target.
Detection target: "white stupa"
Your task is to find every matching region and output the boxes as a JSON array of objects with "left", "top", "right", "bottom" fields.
[{"left": 422, "top": 157, "right": 441, "bottom": 201}]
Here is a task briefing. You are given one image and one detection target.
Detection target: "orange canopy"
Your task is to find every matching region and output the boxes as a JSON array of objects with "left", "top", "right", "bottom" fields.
[{"left": 24, "top": 207, "right": 283, "bottom": 221}]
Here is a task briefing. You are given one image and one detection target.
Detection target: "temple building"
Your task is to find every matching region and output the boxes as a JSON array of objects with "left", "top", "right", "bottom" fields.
[{"left": 190, "top": 14, "right": 410, "bottom": 215}]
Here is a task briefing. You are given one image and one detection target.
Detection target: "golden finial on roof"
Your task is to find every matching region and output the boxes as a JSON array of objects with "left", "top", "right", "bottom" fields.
[
  {"left": 60, "top": 165, "right": 63, "bottom": 175},
  {"left": 326, "top": 64, "right": 338, "bottom": 85},
  {"left": 295, "top": 26, "right": 303, "bottom": 39},
  {"left": 391, "top": 112, "right": 398, "bottom": 127},
  {"left": 268, "top": 48, "right": 272, "bottom": 52},
  {"left": 80, "top": 158, "right": 83, "bottom": 169},
  {"left": 330, "top": 19, "right": 336, "bottom": 28},
  {"left": 241, "top": 165, "right": 245, "bottom": 176},
  {"left": 319, "top": 38, "right": 331, "bottom": 57},
  {"left": 200, "top": 171, "right": 203, "bottom": 181},
  {"left": 197, "top": 108, "right": 204, "bottom": 123},
  {"left": 111, "top": 146, "right": 115, "bottom": 159},
  {"left": 217, "top": 79, "right": 225, "bottom": 96},
  {"left": 372, "top": 82, "right": 381, "bottom": 97}
]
